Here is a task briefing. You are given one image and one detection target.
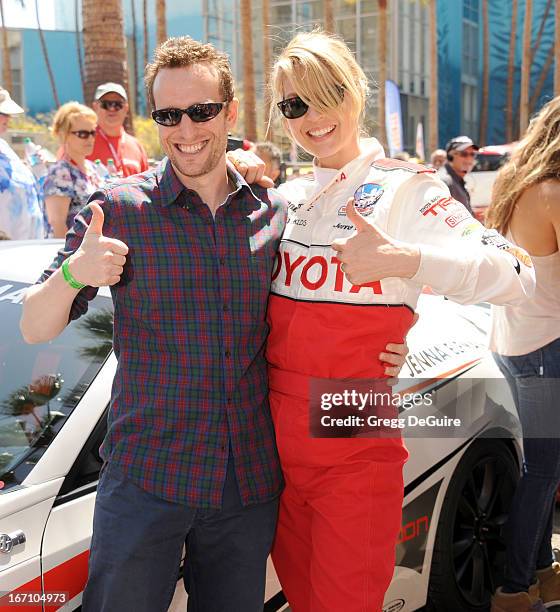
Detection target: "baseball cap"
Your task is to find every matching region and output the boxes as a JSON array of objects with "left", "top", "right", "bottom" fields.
[
  {"left": 94, "top": 82, "right": 128, "bottom": 102},
  {"left": 446, "top": 135, "right": 479, "bottom": 153},
  {"left": 0, "top": 88, "right": 24, "bottom": 115}
]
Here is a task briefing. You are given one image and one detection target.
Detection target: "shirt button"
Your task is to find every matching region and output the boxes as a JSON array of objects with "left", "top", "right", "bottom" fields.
[
  {"left": 225, "top": 349, "right": 231, "bottom": 358},
  {"left": 219, "top": 257, "right": 225, "bottom": 266},
  {"left": 223, "top": 303, "right": 229, "bottom": 312},
  {"left": 227, "top": 397, "right": 233, "bottom": 404}
]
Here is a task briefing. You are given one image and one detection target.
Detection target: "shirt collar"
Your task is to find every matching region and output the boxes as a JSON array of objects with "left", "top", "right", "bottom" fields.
[
  {"left": 226, "top": 161, "right": 261, "bottom": 203},
  {"left": 155, "top": 157, "right": 187, "bottom": 207},
  {"left": 312, "top": 137, "right": 385, "bottom": 186},
  {"left": 155, "top": 157, "right": 262, "bottom": 209}
]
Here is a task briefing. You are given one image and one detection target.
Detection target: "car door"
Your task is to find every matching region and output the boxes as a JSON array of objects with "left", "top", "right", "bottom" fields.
[{"left": 0, "top": 282, "right": 114, "bottom": 610}]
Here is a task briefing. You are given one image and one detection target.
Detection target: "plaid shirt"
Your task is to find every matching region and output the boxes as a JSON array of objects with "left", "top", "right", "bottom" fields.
[{"left": 39, "top": 158, "right": 288, "bottom": 508}]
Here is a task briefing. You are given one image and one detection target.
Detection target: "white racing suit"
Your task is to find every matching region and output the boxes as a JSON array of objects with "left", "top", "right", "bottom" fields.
[{"left": 265, "top": 138, "right": 534, "bottom": 611}]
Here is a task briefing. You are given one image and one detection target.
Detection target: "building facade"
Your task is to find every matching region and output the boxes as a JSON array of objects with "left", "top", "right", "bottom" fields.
[{"left": 0, "top": 0, "right": 556, "bottom": 149}]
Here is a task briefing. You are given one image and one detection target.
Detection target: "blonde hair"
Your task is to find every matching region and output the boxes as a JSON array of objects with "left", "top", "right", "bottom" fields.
[
  {"left": 270, "top": 30, "right": 368, "bottom": 129},
  {"left": 486, "top": 96, "right": 560, "bottom": 232},
  {"left": 145, "top": 36, "right": 234, "bottom": 110},
  {"left": 52, "top": 101, "right": 97, "bottom": 140}
]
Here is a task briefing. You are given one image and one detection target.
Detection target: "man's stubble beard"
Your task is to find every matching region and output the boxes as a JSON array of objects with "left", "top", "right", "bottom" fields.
[{"left": 165, "top": 130, "right": 228, "bottom": 179}]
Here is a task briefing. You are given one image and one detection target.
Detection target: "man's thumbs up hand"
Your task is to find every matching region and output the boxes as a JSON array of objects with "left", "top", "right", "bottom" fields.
[
  {"left": 84, "top": 202, "right": 105, "bottom": 236},
  {"left": 331, "top": 197, "right": 421, "bottom": 286},
  {"left": 66, "top": 203, "right": 129, "bottom": 288}
]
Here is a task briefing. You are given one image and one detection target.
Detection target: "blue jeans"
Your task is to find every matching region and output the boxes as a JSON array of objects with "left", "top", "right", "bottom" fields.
[
  {"left": 82, "top": 452, "right": 279, "bottom": 612},
  {"left": 493, "top": 336, "right": 560, "bottom": 592}
]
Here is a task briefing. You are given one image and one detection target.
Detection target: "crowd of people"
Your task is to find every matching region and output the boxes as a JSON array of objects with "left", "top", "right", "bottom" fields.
[
  {"left": 4, "top": 26, "right": 558, "bottom": 612},
  {"left": 0, "top": 82, "right": 148, "bottom": 240}
]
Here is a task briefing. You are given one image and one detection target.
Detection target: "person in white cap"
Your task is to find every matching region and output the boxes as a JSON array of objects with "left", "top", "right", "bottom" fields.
[
  {"left": 0, "top": 88, "right": 45, "bottom": 239},
  {"left": 89, "top": 82, "right": 149, "bottom": 177}
]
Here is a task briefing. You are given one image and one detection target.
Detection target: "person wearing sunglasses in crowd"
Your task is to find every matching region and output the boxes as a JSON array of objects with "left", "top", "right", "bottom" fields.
[
  {"left": 437, "top": 135, "right": 479, "bottom": 214},
  {"left": 229, "top": 30, "right": 535, "bottom": 611},
  {"left": 89, "top": 82, "right": 149, "bottom": 177},
  {"left": 44, "top": 102, "right": 106, "bottom": 238}
]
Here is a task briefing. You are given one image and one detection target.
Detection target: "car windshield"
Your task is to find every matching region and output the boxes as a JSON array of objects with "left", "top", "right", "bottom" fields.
[
  {"left": 473, "top": 153, "right": 510, "bottom": 172},
  {"left": 0, "top": 280, "right": 113, "bottom": 492}
]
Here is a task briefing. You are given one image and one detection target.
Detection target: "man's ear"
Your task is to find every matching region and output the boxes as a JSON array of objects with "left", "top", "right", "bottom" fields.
[{"left": 225, "top": 98, "right": 239, "bottom": 130}]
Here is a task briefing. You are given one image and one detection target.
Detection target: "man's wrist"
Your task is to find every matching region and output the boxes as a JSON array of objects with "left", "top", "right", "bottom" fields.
[{"left": 61, "top": 256, "right": 86, "bottom": 290}]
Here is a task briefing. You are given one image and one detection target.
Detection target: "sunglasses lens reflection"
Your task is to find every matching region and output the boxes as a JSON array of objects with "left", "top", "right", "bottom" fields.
[{"left": 278, "top": 97, "right": 309, "bottom": 119}]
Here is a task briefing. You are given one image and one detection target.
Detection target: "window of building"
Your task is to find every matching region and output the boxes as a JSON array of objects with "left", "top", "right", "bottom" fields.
[
  {"left": 461, "top": 0, "right": 479, "bottom": 138},
  {"left": 463, "top": 0, "right": 479, "bottom": 23},
  {"left": 462, "top": 83, "right": 478, "bottom": 138}
]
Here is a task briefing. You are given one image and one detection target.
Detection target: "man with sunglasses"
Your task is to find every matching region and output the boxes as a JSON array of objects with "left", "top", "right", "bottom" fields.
[
  {"left": 89, "top": 82, "right": 149, "bottom": 177},
  {"left": 438, "top": 135, "right": 479, "bottom": 214},
  {"left": 21, "top": 37, "right": 288, "bottom": 612}
]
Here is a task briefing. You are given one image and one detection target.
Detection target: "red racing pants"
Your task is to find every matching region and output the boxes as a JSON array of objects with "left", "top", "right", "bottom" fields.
[{"left": 269, "top": 369, "right": 408, "bottom": 612}]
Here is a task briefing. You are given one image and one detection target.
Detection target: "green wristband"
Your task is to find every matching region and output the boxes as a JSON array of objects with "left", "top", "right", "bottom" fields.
[{"left": 61, "top": 258, "right": 86, "bottom": 290}]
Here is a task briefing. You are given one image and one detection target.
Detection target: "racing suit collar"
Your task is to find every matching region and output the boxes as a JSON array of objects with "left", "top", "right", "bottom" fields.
[{"left": 312, "top": 137, "right": 385, "bottom": 187}]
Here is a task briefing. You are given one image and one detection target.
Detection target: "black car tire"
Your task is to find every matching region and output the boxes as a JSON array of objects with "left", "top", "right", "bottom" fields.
[{"left": 426, "top": 439, "right": 519, "bottom": 611}]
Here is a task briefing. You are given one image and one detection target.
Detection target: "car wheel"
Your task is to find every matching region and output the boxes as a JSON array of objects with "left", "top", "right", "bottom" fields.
[{"left": 427, "top": 439, "right": 519, "bottom": 611}]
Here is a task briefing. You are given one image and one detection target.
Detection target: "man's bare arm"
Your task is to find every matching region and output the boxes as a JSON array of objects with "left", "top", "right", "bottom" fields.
[{"left": 21, "top": 202, "right": 128, "bottom": 344}]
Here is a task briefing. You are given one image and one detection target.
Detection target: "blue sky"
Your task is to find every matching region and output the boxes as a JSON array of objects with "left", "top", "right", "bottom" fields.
[{"left": 3, "top": 0, "right": 56, "bottom": 29}]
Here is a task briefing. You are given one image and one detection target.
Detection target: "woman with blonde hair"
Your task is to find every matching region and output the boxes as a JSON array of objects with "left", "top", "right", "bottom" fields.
[
  {"left": 486, "top": 98, "right": 560, "bottom": 612},
  {"left": 233, "top": 30, "right": 535, "bottom": 610},
  {"left": 44, "top": 102, "right": 106, "bottom": 237}
]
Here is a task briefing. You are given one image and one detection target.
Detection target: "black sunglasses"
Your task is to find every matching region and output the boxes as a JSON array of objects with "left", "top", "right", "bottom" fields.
[
  {"left": 71, "top": 129, "right": 97, "bottom": 139},
  {"left": 151, "top": 103, "right": 225, "bottom": 126},
  {"left": 99, "top": 100, "right": 125, "bottom": 111},
  {"left": 277, "top": 86, "right": 345, "bottom": 119}
]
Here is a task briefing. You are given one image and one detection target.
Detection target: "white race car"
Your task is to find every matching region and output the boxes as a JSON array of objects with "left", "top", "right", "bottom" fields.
[{"left": 0, "top": 241, "right": 521, "bottom": 611}]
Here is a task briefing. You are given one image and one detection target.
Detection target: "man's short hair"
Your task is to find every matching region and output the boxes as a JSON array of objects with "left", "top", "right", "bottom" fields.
[
  {"left": 254, "top": 142, "right": 282, "bottom": 167},
  {"left": 145, "top": 37, "right": 234, "bottom": 110}
]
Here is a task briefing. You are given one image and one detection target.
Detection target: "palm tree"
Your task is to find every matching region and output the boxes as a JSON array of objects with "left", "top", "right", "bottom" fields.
[
  {"left": 143, "top": 0, "right": 149, "bottom": 68},
  {"left": 428, "top": 0, "right": 438, "bottom": 153},
  {"left": 377, "top": 0, "right": 388, "bottom": 149},
  {"left": 77, "top": 309, "right": 114, "bottom": 360},
  {"left": 554, "top": 0, "right": 560, "bottom": 95},
  {"left": 74, "top": 0, "right": 85, "bottom": 100},
  {"left": 529, "top": 40, "right": 555, "bottom": 112},
  {"left": 519, "top": 0, "right": 533, "bottom": 133},
  {"left": 130, "top": 0, "right": 140, "bottom": 114},
  {"left": 0, "top": 0, "right": 24, "bottom": 94},
  {"left": 34, "top": 0, "right": 60, "bottom": 107},
  {"left": 0, "top": 0, "right": 12, "bottom": 92},
  {"left": 324, "top": 0, "right": 334, "bottom": 33},
  {"left": 240, "top": 0, "right": 257, "bottom": 141},
  {"left": 529, "top": 0, "right": 553, "bottom": 66},
  {"left": 82, "top": 0, "right": 130, "bottom": 107},
  {"left": 262, "top": 0, "right": 272, "bottom": 138},
  {"left": 505, "top": 0, "right": 518, "bottom": 143},
  {"left": 156, "top": 0, "right": 167, "bottom": 46},
  {"left": 478, "top": 0, "right": 489, "bottom": 146}
]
